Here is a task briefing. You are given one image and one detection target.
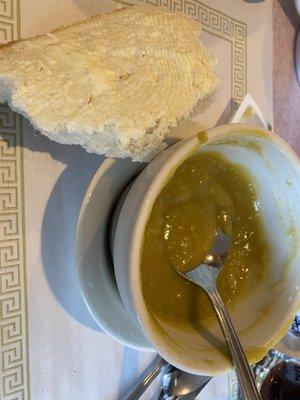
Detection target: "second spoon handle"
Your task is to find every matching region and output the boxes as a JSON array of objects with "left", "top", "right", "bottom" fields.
[
  {"left": 206, "top": 288, "right": 262, "bottom": 400},
  {"left": 125, "top": 355, "right": 167, "bottom": 400}
]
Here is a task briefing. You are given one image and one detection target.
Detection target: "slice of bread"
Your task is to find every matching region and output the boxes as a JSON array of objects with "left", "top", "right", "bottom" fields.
[{"left": 0, "top": 6, "right": 217, "bottom": 161}]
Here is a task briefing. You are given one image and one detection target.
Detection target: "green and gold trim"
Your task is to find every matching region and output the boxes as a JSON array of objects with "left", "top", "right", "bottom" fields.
[{"left": 0, "top": 1, "right": 30, "bottom": 400}]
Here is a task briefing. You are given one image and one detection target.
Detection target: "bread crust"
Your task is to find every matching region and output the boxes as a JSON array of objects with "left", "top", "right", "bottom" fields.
[
  {"left": 0, "top": 6, "right": 128, "bottom": 50},
  {"left": 0, "top": 5, "right": 198, "bottom": 50}
]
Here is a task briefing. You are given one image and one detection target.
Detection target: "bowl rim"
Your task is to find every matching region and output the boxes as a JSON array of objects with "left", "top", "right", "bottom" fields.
[
  {"left": 126, "top": 123, "right": 300, "bottom": 374},
  {"left": 75, "top": 157, "right": 154, "bottom": 351}
]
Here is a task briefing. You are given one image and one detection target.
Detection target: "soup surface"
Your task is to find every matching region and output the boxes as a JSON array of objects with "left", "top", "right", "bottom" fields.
[{"left": 141, "top": 150, "right": 270, "bottom": 346}]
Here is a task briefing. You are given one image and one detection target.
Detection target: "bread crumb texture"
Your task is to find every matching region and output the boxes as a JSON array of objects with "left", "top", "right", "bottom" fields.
[{"left": 0, "top": 6, "right": 218, "bottom": 161}]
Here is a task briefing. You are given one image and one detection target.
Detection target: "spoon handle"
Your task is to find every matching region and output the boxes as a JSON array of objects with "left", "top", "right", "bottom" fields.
[
  {"left": 206, "top": 288, "right": 262, "bottom": 400},
  {"left": 125, "top": 355, "right": 167, "bottom": 400},
  {"left": 156, "top": 376, "right": 211, "bottom": 400}
]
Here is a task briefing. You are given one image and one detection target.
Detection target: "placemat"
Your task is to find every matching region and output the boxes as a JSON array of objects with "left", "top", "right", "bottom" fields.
[{"left": 0, "top": 1, "right": 273, "bottom": 399}]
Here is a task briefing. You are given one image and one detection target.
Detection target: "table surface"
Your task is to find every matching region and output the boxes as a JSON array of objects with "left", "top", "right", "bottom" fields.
[
  {"left": 0, "top": 2, "right": 298, "bottom": 400},
  {"left": 273, "top": 0, "right": 300, "bottom": 153}
]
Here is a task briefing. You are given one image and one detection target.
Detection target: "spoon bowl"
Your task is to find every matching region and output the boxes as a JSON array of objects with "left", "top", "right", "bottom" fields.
[
  {"left": 125, "top": 355, "right": 210, "bottom": 400},
  {"left": 159, "top": 365, "right": 211, "bottom": 398}
]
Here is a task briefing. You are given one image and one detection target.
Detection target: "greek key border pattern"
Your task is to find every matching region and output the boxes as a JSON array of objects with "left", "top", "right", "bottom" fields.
[
  {"left": 0, "top": 1, "right": 30, "bottom": 400},
  {"left": 136, "top": 0, "right": 247, "bottom": 108},
  {"left": 0, "top": 109, "right": 29, "bottom": 400},
  {"left": 0, "top": 0, "right": 20, "bottom": 44}
]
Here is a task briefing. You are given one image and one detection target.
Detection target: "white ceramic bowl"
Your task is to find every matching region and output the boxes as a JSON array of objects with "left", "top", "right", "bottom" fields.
[{"left": 113, "top": 123, "right": 300, "bottom": 375}]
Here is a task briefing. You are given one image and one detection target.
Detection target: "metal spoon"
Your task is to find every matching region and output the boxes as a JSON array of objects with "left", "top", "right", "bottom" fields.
[
  {"left": 173, "top": 229, "right": 262, "bottom": 400},
  {"left": 156, "top": 364, "right": 211, "bottom": 399},
  {"left": 125, "top": 355, "right": 167, "bottom": 400},
  {"left": 125, "top": 355, "right": 210, "bottom": 400}
]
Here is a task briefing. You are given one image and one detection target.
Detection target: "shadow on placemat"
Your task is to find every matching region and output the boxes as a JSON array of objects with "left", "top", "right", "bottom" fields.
[
  {"left": 118, "top": 347, "right": 140, "bottom": 399},
  {"left": 25, "top": 120, "right": 104, "bottom": 330}
]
